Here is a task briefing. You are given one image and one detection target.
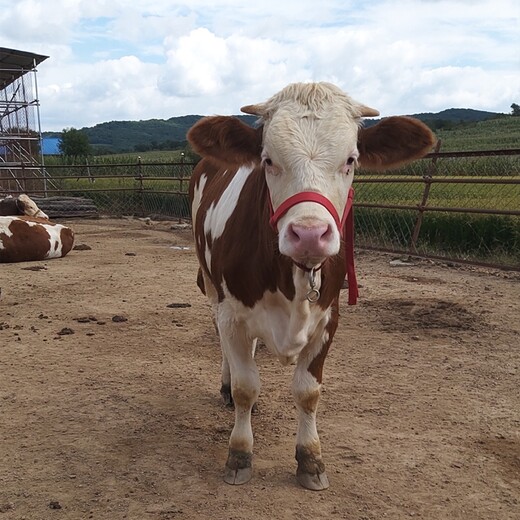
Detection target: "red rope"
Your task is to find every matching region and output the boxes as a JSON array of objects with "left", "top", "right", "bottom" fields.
[
  {"left": 269, "top": 188, "right": 358, "bottom": 305},
  {"left": 343, "top": 189, "right": 358, "bottom": 305}
]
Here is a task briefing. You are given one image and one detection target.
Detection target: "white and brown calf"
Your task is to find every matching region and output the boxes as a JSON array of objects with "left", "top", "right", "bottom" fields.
[
  {"left": 0, "top": 216, "right": 74, "bottom": 263},
  {"left": 188, "top": 82, "right": 435, "bottom": 490},
  {"left": 0, "top": 194, "right": 49, "bottom": 219}
]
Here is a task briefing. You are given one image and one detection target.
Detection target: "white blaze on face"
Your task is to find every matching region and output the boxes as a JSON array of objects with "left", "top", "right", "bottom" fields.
[{"left": 263, "top": 106, "right": 359, "bottom": 266}]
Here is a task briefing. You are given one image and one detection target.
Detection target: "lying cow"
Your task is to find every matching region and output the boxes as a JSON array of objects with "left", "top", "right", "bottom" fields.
[
  {"left": 188, "top": 82, "right": 435, "bottom": 490},
  {"left": 0, "top": 216, "right": 74, "bottom": 263},
  {"left": 0, "top": 194, "right": 49, "bottom": 219}
]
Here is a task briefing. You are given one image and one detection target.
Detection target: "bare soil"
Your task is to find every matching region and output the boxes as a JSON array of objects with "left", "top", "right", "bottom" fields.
[{"left": 1, "top": 218, "right": 519, "bottom": 520}]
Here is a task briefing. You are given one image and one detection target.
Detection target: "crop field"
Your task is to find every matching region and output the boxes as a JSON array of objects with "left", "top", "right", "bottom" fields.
[{"left": 435, "top": 117, "right": 520, "bottom": 151}]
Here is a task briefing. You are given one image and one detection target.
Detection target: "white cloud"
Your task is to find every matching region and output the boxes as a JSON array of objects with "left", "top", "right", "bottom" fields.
[
  {"left": 159, "top": 29, "right": 294, "bottom": 101},
  {"left": 0, "top": 0, "right": 518, "bottom": 130}
]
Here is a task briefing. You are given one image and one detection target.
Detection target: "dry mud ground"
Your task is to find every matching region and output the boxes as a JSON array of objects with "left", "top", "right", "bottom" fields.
[{"left": 0, "top": 218, "right": 519, "bottom": 520}]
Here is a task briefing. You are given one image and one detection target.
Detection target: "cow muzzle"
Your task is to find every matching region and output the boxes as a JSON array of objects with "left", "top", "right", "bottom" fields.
[
  {"left": 269, "top": 191, "right": 350, "bottom": 268},
  {"left": 282, "top": 217, "right": 338, "bottom": 266}
]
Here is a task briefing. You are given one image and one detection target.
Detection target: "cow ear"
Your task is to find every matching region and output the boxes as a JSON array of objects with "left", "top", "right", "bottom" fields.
[
  {"left": 187, "top": 116, "right": 263, "bottom": 165},
  {"left": 358, "top": 116, "right": 436, "bottom": 171}
]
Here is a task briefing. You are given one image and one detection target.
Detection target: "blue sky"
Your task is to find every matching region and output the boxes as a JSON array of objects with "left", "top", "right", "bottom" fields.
[{"left": 1, "top": 0, "right": 518, "bottom": 131}]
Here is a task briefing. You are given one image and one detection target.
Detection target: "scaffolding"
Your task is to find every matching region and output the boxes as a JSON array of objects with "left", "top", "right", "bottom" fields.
[{"left": 0, "top": 47, "right": 50, "bottom": 196}]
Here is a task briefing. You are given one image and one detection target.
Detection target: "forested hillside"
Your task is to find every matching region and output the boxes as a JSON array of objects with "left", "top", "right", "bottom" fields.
[{"left": 44, "top": 109, "right": 518, "bottom": 154}]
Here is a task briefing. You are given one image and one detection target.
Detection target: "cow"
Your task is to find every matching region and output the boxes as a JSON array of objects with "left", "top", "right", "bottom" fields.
[
  {"left": 187, "top": 82, "right": 435, "bottom": 490},
  {"left": 0, "top": 194, "right": 49, "bottom": 219},
  {"left": 0, "top": 216, "right": 74, "bottom": 263}
]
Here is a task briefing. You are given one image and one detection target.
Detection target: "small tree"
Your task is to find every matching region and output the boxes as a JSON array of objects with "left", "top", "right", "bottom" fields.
[
  {"left": 58, "top": 128, "right": 92, "bottom": 157},
  {"left": 511, "top": 103, "right": 520, "bottom": 117}
]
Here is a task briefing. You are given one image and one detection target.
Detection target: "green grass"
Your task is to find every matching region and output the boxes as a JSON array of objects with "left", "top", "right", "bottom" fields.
[{"left": 355, "top": 208, "right": 520, "bottom": 266}]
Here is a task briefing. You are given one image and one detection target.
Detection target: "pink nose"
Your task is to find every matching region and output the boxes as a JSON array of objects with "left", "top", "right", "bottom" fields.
[{"left": 287, "top": 222, "right": 334, "bottom": 256}]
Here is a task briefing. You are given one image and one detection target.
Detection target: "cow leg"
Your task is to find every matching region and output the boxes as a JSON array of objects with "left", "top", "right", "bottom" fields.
[
  {"left": 220, "top": 339, "right": 258, "bottom": 410},
  {"left": 219, "top": 319, "right": 259, "bottom": 485},
  {"left": 198, "top": 270, "right": 235, "bottom": 407},
  {"left": 291, "top": 334, "right": 332, "bottom": 491}
]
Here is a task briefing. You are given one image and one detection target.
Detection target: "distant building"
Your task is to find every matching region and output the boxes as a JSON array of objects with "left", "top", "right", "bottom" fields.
[{"left": 42, "top": 136, "right": 61, "bottom": 155}]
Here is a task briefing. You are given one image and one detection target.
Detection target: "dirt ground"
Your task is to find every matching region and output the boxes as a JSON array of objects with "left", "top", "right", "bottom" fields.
[{"left": 1, "top": 217, "right": 519, "bottom": 520}]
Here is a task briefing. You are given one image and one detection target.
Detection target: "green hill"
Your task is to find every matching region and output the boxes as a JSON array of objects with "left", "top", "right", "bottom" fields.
[
  {"left": 44, "top": 109, "right": 519, "bottom": 154},
  {"left": 412, "top": 108, "right": 499, "bottom": 123},
  {"left": 83, "top": 114, "right": 256, "bottom": 153}
]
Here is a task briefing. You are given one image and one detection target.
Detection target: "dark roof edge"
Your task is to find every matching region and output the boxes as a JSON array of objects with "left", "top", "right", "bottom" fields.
[{"left": 0, "top": 47, "right": 49, "bottom": 68}]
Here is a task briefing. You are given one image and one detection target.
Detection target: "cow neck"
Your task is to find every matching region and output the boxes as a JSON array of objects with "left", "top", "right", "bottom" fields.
[{"left": 267, "top": 187, "right": 358, "bottom": 305}]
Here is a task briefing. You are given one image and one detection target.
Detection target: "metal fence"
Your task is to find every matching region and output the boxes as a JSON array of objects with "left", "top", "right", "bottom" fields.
[
  {"left": 1, "top": 149, "right": 519, "bottom": 269},
  {"left": 353, "top": 148, "right": 520, "bottom": 269}
]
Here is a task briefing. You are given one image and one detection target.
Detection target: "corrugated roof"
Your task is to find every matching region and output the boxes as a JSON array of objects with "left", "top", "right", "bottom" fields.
[{"left": 0, "top": 47, "right": 48, "bottom": 91}]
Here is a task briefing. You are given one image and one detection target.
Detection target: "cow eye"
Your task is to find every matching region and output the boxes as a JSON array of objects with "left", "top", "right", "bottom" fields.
[
  {"left": 262, "top": 154, "right": 280, "bottom": 175},
  {"left": 346, "top": 157, "right": 355, "bottom": 166}
]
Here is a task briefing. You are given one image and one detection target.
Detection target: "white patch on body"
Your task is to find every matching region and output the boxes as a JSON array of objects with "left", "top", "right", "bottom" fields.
[
  {"left": 191, "top": 173, "right": 207, "bottom": 224},
  {"left": 43, "top": 222, "right": 65, "bottom": 259},
  {"left": 0, "top": 217, "right": 15, "bottom": 249},
  {"left": 203, "top": 165, "right": 255, "bottom": 242},
  {"left": 217, "top": 270, "right": 330, "bottom": 366}
]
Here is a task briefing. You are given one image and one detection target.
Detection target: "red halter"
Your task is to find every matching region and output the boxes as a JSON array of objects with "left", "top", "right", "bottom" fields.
[{"left": 268, "top": 188, "right": 359, "bottom": 305}]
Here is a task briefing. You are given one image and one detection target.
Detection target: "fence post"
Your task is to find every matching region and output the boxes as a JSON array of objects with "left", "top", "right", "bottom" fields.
[
  {"left": 409, "top": 139, "right": 442, "bottom": 253},
  {"left": 137, "top": 156, "right": 145, "bottom": 217},
  {"left": 178, "top": 152, "right": 185, "bottom": 223}
]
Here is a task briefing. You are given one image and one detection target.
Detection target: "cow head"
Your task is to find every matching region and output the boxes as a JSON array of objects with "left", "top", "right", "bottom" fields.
[
  {"left": 17, "top": 194, "right": 49, "bottom": 219},
  {"left": 188, "top": 82, "right": 435, "bottom": 268}
]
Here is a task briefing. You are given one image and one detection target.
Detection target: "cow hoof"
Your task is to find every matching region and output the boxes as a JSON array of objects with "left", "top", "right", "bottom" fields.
[
  {"left": 296, "top": 471, "right": 330, "bottom": 491},
  {"left": 224, "top": 466, "right": 253, "bottom": 485},
  {"left": 295, "top": 445, "right": 329, "bottom": 490},
  {"left": 225, "top": 449, "right": 252, "bottom": 485}
]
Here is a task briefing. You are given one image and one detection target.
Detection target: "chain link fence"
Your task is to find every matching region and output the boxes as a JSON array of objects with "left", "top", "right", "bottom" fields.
[
  {"left": 1, "top": 150, "right": 519, "bottom": 269},
  {"left": 354, "top": 149, "right": 519, "bottom": 268},
  {"left": 7, "top": 160, "right": 194, "bottom": 220}
]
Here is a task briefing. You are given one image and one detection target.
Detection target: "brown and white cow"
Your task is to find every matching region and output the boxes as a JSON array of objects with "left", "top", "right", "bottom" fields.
[
  {"left": 0, "top": 194, "right": 49, "bottom": 219},
  {"left": 0, "top": 216, "right": 74, "bottom": 263},
  {"left": 188, "top": 82, "right": 435, "bottom": 490}
]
